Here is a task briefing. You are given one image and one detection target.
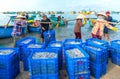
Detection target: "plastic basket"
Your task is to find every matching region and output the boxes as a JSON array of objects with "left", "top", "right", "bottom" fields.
[
  {"left": 30, "top": 73, "right": 58, "bottom": 79},
  {"left": 111, "top": 51, "right": 120, "bottom": 66},
  {"left": 22, "top": 43, "right": 46, "bottom": 71},
  {"left": 16, "top": 36, "right": 36, "bottom": 60},
  {"left": 43, "top": 30, "right": 56, "bottom": 46},
  {"left": 64, "top": 46, "right": 89, "bottom": 75},
  {"left": 28, "top": 49, "right": 58, "bottom": 76},
  {"left": 86, "top": 38, "right": 108, "bottom": 47},
  {"left": 48, "top": 41, "right": 63, "bottom": 70},
  {"left": 110, "top": 40, "right": 120, "bottom": 49},
  {"left": 0, "top": 48, "right": 19, "bottom": 70},
  {"left": 64, "top": 39, "right": 82, "bottom": 49},
  {"left": 68, "top": 71, "right": 90, "bottom": 79},
  {"left": 84, "top": 44, "right": 108, "bottom": 64},
  {"left": 90, "top": 61, "right": 107, "bottom": 79}
]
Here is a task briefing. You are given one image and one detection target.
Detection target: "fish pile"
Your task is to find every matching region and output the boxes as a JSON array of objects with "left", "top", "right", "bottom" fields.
[
  {"left": 92, "top": 41, "right": 102, "bottom": 45},
  {"left": 87, "top": 46, "right": 101, "bottom": 51},
  {"left": 50, "top": 43, "right": 62, "bottom": 47},
  {"left": 27, "top": 44, "right": 43, "bottom": 48},
  {"left": 0, "top": 49, "right": 14, "bottom": 55},
  {"left": 32, "top": 52, "right": 57, "bottom": 59},
  {"left": 21, "top": 39, "right": 32, "bottom": 44},
  {"left": 66, "top": 48, "right": 85, "bottom": 58},
  {"left": 66, "top": 41, "right": 81, "bottom": 44},
  {"left": 116, "top": 41, "right": 120, "bottom": 44}
]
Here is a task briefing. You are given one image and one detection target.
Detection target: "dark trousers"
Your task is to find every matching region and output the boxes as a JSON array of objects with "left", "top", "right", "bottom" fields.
[
  {"left": 92, "top": 33, "right": 102, "bottom": 40},
  {"left": 74, "top": 32, "right": 81, "bottom": 39}
]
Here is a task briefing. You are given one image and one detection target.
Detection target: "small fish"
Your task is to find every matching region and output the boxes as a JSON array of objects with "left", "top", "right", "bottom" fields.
[
  {"left": 32, "top": 52, "right": 57, "bottom": 59},
  {"left": 21, "top": 39, "right": 32, "bottom": 44},
  {"left": 0, "top": 50, "right": 14, "bottom": 55},
  {"left": 27, "top": 44, "right": 43, "bottom": 48}
]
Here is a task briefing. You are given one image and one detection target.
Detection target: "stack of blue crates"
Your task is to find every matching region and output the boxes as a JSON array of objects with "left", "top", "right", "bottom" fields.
[
  {"left": 64, "top": 39, "right": 82, "bottom": 49},
  {"left": 16, "top": 36, "right": 36, "bottom": 60},
  {"left": 22, "top": 43, "right": 46, "bottom": 71},
  {"left": 110, "top": 40, "right": 120, "bottom": 66},
  {"left": 86, "top": 38, "right": 109, "bottom": 57},
  {"left": 48, "top": 41, "right": 63, "bottom": 70},
  {"left": 0, "top": 48, "right": 20, "bottom": 79},
  {"left": 28, "top": 49, "right": 58, "bottom": 79},
  {"left": 85, "top": 38, "right": 108, "bottom": 79},
  {"left": 43, "top": 30, "right": 56, "bottom": 46},
  {"left": 64, "top": 46, "right": 90, "bottom": 79}
]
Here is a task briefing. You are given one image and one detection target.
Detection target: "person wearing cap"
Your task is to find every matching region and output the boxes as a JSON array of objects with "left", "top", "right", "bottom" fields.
[
  {"left": 74, "top": 14, "right": 87, "bottom": 39},
  {"left": 91, "top": 12, "right": 118, "bottom": 40},
  {"left": 104, "top": 11, "right": 113, "bottom": 41},
  {"left": 11, "top": 15, "right": 27, "bottom": 47},
  {"left": 40, "top": 14, "right": 51, "bottom": 42}
]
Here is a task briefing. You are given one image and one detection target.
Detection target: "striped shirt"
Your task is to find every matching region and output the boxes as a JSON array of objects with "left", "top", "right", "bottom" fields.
[{"left": 12, "top": 20, "right": 27, "bottom": 36}]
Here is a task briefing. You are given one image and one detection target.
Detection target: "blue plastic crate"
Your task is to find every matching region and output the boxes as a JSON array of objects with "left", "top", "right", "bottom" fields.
[
  {"left": 30, "top": 74, "right": 58, "bottom": 79},
  {"left": 16, "top": 36, "right": 36, "bottom": 60},
  {"left": 111, "top": 52, "right": 120, "bottom": 66},
  {"left": 64, "top": 46, "right": 89, "bottom": 75},
  {"left": 22, "top": 43, "right": 46, "bottom": 71},
  {"left": 0, "top": 48, "right": 19, "bottom": 70},
  {"left": 110, "top": 40, "right": 120, "bottom": 49},
  {"left": 16, "top": 37, "right": 36, "bottom": 47},
  {"left": 47, "top": 48, "right": 63, "bottom": 70},
  {"left": 86, "top": 38, "right": 108, "bottom": 47},
  {"left": 48, "top": 41, "right": 63, "bottom": 70},
  {"left": 84, "top": 44, "right": 108, "bottom": 64},
  {"left": 43, "top": 30, "right": 56, "bottom": 46},
  {"left": 68, "top": 71, "right": 90, "bottom": 79},
  {"left": 64, "top": 39, "right": 82, "bottom": 49},
  {"left": 28, "top": 49, "right": 58, "bottom": 76},
  {"left": 110, "top": 40, "right": 120, "bottom": 54},
  {"left": 90, "top": 61, "right": 107, "bottom": 79},
  {"left": 0, "top": 62, "right": 20, "bottom": 79}
]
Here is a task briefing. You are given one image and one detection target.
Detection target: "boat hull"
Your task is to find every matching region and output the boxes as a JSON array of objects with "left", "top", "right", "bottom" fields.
[
  {"left": 0, "top": 26, "right": 13, "bottom": 38},
  {"left": 28, "top": 26, "right": 40, "bottom": 33}
]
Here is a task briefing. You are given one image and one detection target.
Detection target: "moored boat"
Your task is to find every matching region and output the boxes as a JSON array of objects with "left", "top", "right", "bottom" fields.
[{"left": 0, "top": 26, "right": 13, "bottom": 38}]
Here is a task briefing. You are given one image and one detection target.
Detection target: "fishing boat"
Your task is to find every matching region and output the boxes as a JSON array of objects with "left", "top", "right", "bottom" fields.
[
  {"left": 70, "top": 11, "right": 76, "bottom": 14},
  {"left": 0, "top": 26, "right": 13, "bottom": 38},
  {"left": 28, "top": 25, "right": 40, "bottom": 33},
  {"left": 48, "top": 11, "right": 55, "bottom": 15},
  {"left": 0, "top": 15, "right": 16, "bottom": 38},
  {"left": 49, "top": 15, "right": 66, "bottom": 27},
  {"left": 56, "top": 11, "right": 64, "bottom": 14}
]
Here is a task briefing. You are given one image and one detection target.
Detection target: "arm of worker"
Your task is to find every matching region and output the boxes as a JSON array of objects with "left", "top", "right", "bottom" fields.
[
  {"left": 82, "top": 18, "right": 87, "bottom": 26},
  {"left": 105, "top": 22, "right": 118, "bottom": 32}
]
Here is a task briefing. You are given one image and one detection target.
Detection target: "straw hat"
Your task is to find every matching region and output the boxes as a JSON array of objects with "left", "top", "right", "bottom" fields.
[
  {"left": 35, "top": 18, "right": 41, "bottom": 21},
  {"left": 76, "top": 14, "right": 86, "bottom": 19},
  {"left": 97, "top": 12, "right": 106, "bottom": 16},
  {"left": 15, "top": 15, "right": 26, "bottom": 19}
]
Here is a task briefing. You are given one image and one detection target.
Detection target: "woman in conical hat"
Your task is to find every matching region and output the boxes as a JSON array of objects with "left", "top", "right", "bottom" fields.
[{"left": 91, "top": 12, "right": 118, "bottom": 40}]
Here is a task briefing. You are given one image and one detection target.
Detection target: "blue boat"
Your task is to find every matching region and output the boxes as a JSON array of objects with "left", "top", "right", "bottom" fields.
[
  {"left": 0, "top": 26, "right": 13, "bottom": 38},
  {"left": 28, "top": 25, "right": 40, "bottom": 33}
]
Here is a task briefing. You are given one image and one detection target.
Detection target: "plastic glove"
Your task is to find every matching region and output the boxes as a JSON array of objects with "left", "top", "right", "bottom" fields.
[
  {"left": 56, "top": 23, "right": 59, "bottom": 28},
  {"left": 90, "top": 19, "right": 96, "bottom": 25},
  {"left": 27, "top": 20, "right": 34, "bottom": 23},
  {"left": 111, "top": 27, "right": 118, "bottom": 32},
  {"left": 83, "top": 18, "right": 87, "bottom": 25}
]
